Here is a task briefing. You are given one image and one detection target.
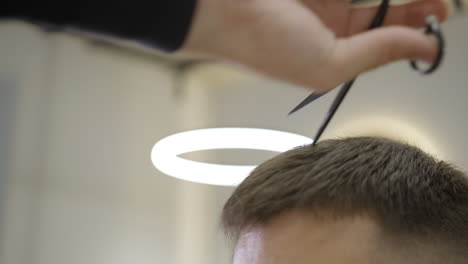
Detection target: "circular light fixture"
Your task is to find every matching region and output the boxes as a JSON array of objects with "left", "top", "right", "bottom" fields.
[{"left": 151, "top": 128, "right": 313, "bottom": 186}]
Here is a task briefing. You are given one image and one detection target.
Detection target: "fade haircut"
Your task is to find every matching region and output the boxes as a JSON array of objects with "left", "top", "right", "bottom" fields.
[{"left": 222, "top": 137, "right": 468, "bottom": 260}]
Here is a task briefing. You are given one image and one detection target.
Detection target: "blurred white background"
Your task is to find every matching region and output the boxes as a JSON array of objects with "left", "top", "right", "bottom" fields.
[{"left": 0, "top": 13, "right": 467, "bottom": 264}]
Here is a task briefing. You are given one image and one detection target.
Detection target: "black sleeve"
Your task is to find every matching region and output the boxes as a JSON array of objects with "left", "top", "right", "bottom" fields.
[{"left": 1, "top": 1, "right": 198, "bottom": 52}]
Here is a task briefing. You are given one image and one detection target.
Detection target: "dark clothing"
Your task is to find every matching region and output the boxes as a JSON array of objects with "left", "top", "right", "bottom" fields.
[{"left": 1, "top": 1, "right": 198, "bottom": 51}]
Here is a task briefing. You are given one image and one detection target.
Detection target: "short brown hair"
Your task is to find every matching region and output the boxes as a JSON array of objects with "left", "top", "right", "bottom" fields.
[{"left": 222, "top": 137, "right": 468, "bottom": 256}]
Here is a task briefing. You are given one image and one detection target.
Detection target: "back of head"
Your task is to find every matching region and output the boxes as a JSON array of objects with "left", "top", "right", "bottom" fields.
[{"left": 222, "top": 137, "right": 468, "bottom": 262}]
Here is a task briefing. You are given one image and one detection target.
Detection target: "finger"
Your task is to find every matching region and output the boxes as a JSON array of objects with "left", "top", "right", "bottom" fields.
[
  {"left": 344, "top": 0, "right": 451, "bottom": 36},
  {"left": 327, "top": 26, "right": 437, "bottom": 86}
]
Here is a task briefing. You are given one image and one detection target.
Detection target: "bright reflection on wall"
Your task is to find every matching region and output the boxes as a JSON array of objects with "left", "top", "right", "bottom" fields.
[{"left": 151, "top": 128, "right": 313, "bottom": 186}]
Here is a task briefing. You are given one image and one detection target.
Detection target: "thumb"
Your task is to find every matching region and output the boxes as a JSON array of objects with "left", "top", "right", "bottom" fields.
[{"left": 329, "top": 26, "right": 438, "bottom": 84}]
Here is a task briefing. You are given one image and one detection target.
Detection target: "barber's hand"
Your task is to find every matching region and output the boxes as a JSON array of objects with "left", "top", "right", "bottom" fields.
[{"left": 183, "top": 0, "right": 451, "bottom": 92}]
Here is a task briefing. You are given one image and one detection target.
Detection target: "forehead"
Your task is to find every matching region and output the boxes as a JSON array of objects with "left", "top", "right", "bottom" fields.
[{"left": 233, "top": 211, "right": 380, "bottom": 264}]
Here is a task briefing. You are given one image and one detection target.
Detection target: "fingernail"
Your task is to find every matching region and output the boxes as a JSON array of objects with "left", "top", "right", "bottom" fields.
[{"left": 418, "top": 57, "right": 435, "bottom": 65}]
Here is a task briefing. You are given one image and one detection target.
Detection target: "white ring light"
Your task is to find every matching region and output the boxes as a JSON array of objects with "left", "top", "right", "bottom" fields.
[{"left": 151, "top": 128, "right": 313, "bottom": 186}]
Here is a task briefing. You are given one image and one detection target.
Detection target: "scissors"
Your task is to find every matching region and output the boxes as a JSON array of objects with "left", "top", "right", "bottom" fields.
[{"left": 288, "top": 0, "right": 460, "bottom": 145}]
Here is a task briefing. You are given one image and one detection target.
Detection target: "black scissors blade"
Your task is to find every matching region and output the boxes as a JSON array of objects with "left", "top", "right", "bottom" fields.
[
  {"left": 311, "top": 80, "right": 355, "bottom": 145},
  {"left": 288, "top": 92, "right": 326, "bottom": 115}
]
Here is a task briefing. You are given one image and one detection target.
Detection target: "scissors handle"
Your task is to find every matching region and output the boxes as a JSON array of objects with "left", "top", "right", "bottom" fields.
[
  {"left": 410, "top": 16, "right": 445, "bottom": 75},
  {"left": 454, "top": 0, "right": 465, "bottom": 10}
]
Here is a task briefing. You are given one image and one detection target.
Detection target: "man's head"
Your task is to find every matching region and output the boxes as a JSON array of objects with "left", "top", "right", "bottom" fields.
[{"left": 222, "top": 137, "right": 468, "bottom": 264}]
